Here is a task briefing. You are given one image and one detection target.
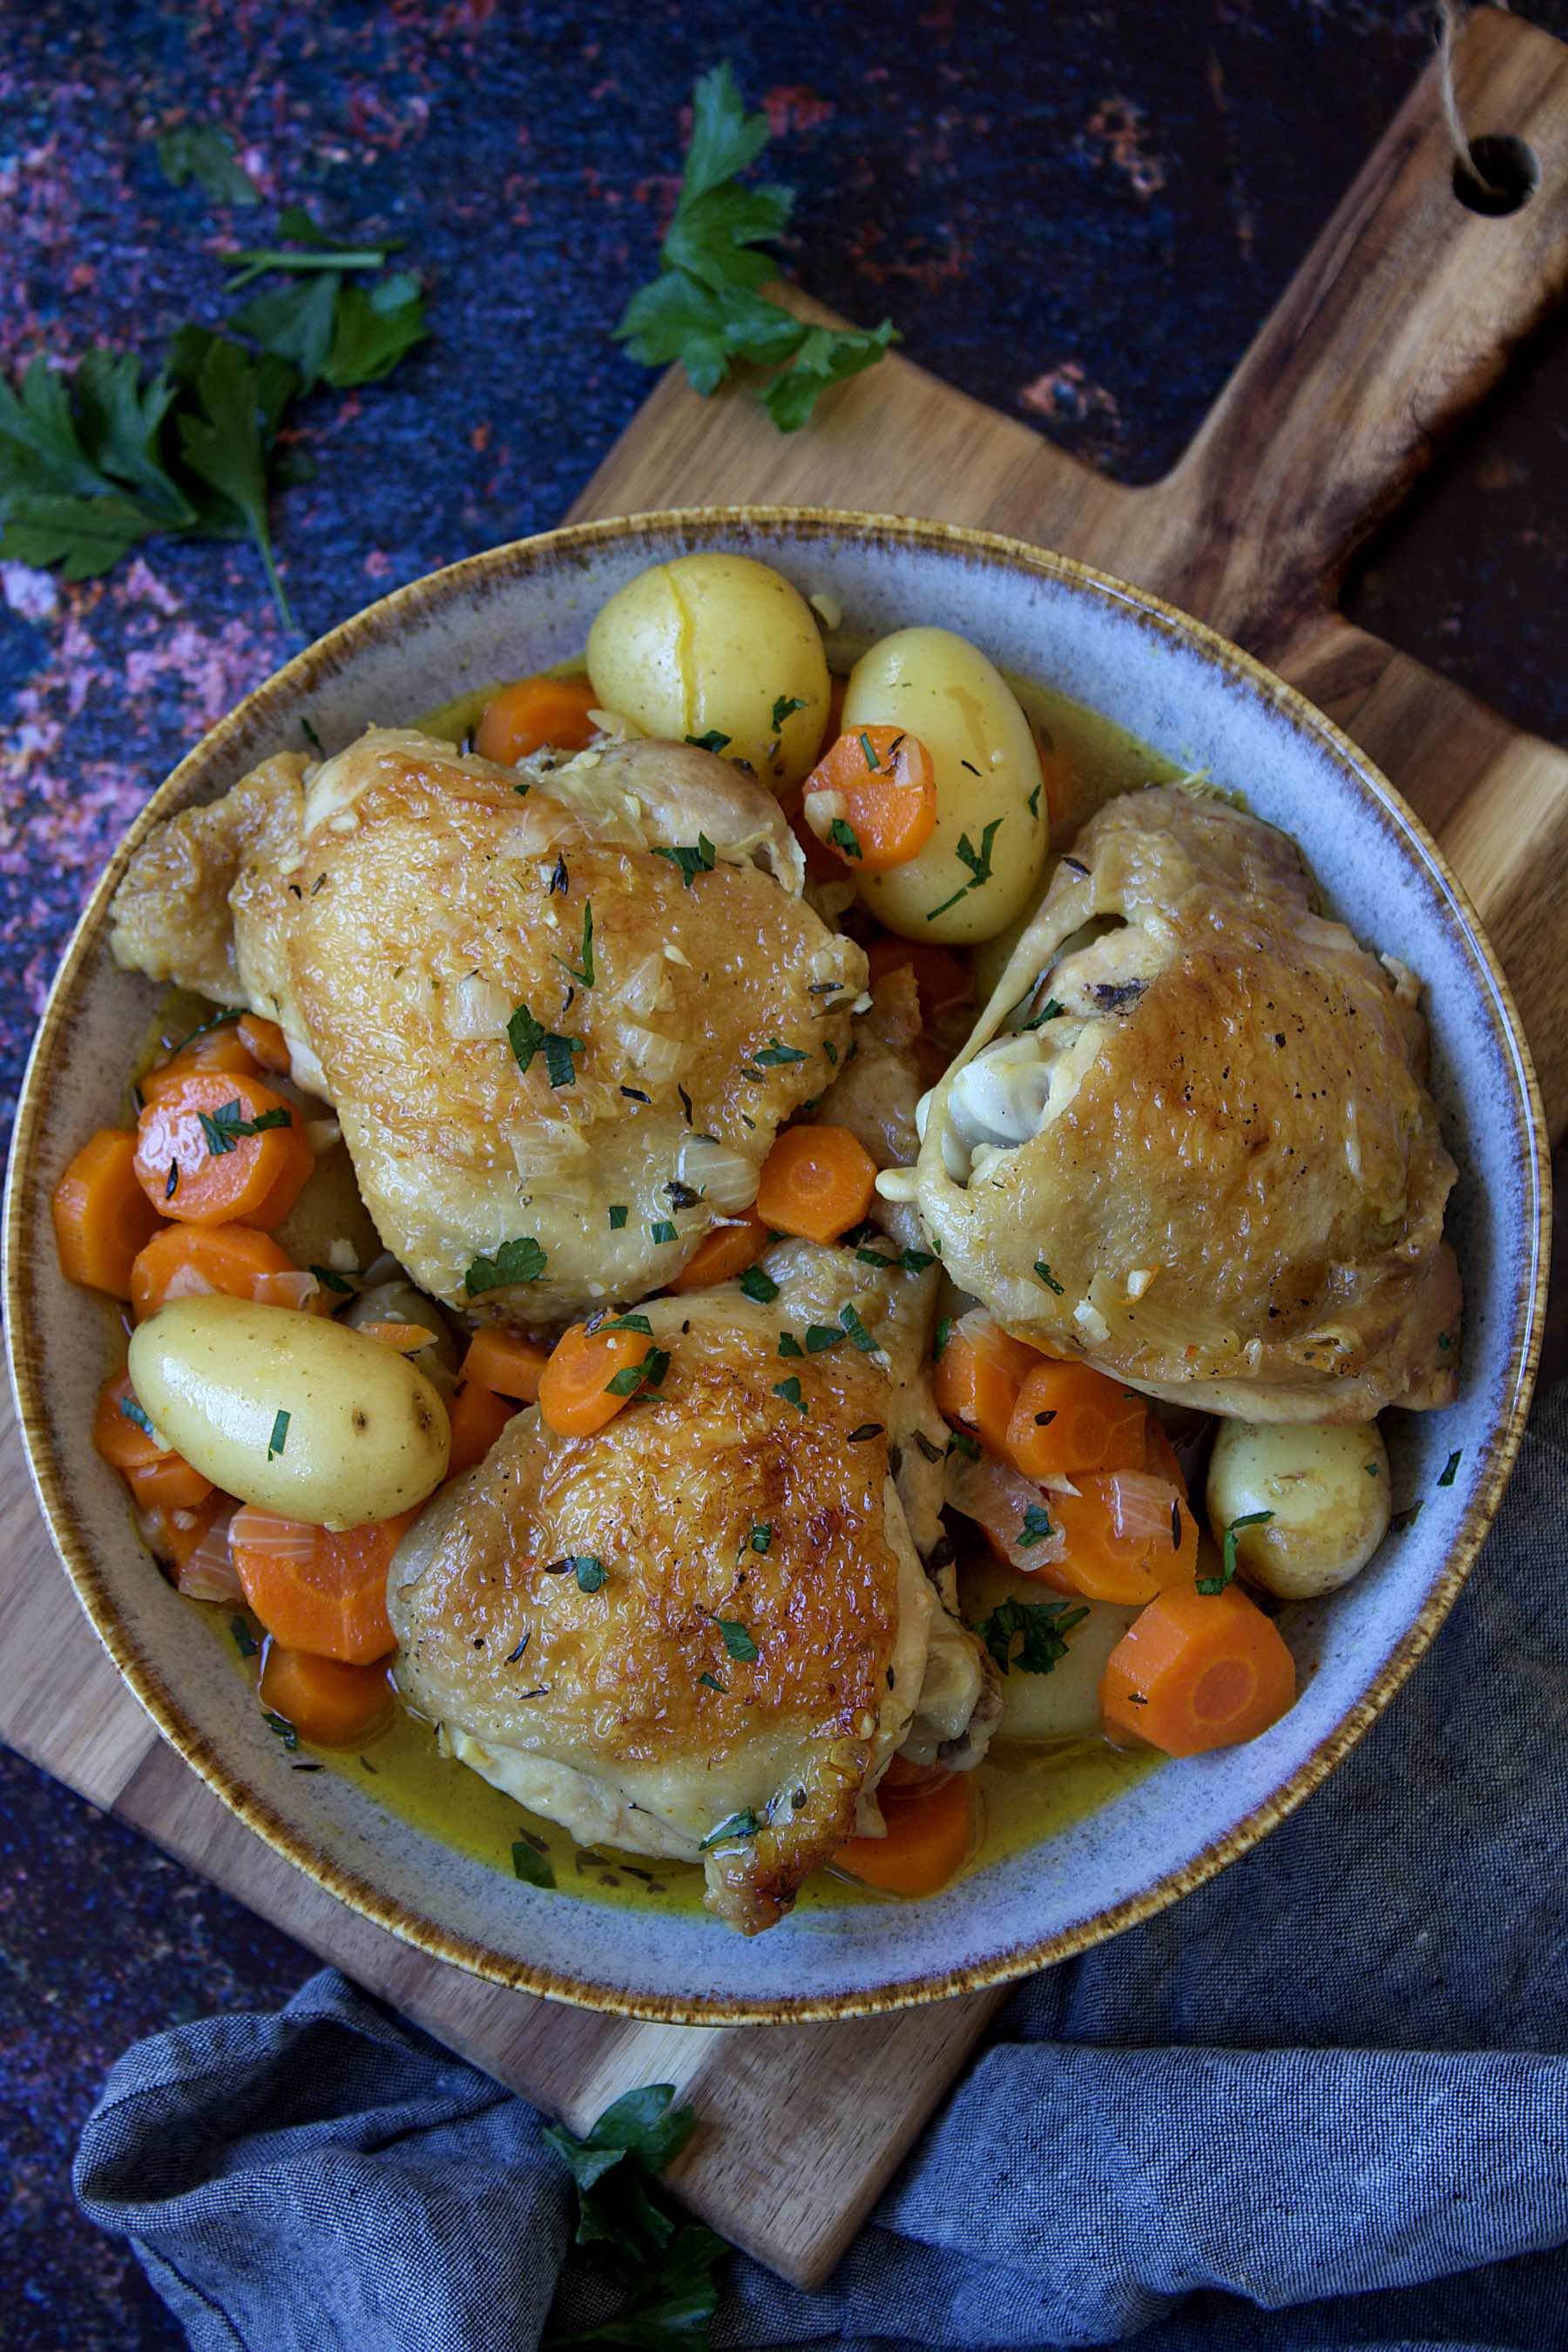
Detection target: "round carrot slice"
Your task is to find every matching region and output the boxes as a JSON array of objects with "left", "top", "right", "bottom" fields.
[
  {"left": 52, "top": 1128, "right": 163, "bottom": 1299},
  {"left": 1101, "top": 1580, "right": 1296, "bottom": 1755},
  {"left": 259, "top": 1644, "right": 393, "bottom": 1747},
  {"left": 537, "top": 1317, "right": 666, "bottom": 1438},
  {"left": 133, "top": 1071, "right": 314, "bottom": 1228},
  {"left": 130, "top": 1222, "right": 300, "bottom": 1321},
  {"left": 476, "top": 674, "right": 599, "bottom": 765},
  {"left": 803, "top": 727, "right": 937, "bottom": 873},
  {"left": 231, "top": 1507, "right": 413, "bottom": 1663},
  {"left": 664, "top": 1207, "right": 768, "bottom": 1294},
  {"left": 754, "top": 1125, "right": 877, "bottom": 1245}
]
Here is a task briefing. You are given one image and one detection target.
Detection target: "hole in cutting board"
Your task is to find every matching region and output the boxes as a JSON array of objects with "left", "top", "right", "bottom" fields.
[{"left": 1450, "top": 134, "right": 1539, "bottom": 215}]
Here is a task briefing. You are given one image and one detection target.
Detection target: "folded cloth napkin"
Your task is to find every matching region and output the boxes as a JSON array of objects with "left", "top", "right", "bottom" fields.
[{"left": 77, "top": 1382, "right": 1568, "bottom": 2352}]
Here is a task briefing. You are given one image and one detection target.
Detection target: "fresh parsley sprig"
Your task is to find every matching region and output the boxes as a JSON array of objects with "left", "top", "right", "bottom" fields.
[
  {"left": 616, "top": 64, "right": 899, "bottom": 433},
  {"left": 543, "top": 2084, "right": 724, "bottom": 2350}
]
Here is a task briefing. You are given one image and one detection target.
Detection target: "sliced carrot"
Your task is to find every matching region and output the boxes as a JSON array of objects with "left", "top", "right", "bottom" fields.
[
  {"left": 879, "top": 1754, "right": 956, "bottom": 1799},
  {"left": 664, "top": 1207, "right": 768, "bottom": 1294},
  {"left": 461, "top": 1328, "right": 549, "bottom": 1402},
  {"left": 133, "top": 1071, "right": 314, "bottom": 1229},
  {"left": 754, "top": 1124, "right": 877, "bottom": 1245},
  {"left": 125, "top": 1450, "right": 215, "bottom": 1512},
  {"left": 140, "top": 1027, "right": 259, "bottom": 1103},
  {"left": 1101, "top": 1580, "right": 1297, "bottom": 1755},
  {"left": 230, "top": 1507, "right": 414, "bottom": 1664},
  {"left": 52, "top": 1128, "right": 164, "bottom": 1299},
  {"left": 358, "top": 1319, "right": 438, "bottom": 1355},
  {"left": 476, "top": 673, "right": 599, "bottom": 765},
  {"left": 1052, "top": 1474, "right": 1199, "bottom": 1605},
  {"left": 804, "top": 727, "right": 937, "bottom": 873},
  {"left": 933, "top": 1310, "right": 1038, "bottom": 1458},
  {"left": 835, "top": 1772, "right": 977, "bottom": 1897},
  {"left": 447, "top": 1377, "right": 519, "bottom": 1477},
  {"left": 150, "top": 1495, "right": 231, "bottom": 1587},
  {"left": 130, "top": 1222, "right": 300, "bottom": 1321},
  {"left": 1006, "top": 1360, "right": 1148, "bottom": 1483},
  {"left": 537, "top": 1318, "right": 665, "bottom": 1439},
  {"left": 259, "top": 1643, "right": 393, "bottom": 1748},
  {"left": 238, "top": 1012, "right": 292, "bottom": 1071},
  {"left": 864, "top": 934, "right": 973, "bottom": 1026}
]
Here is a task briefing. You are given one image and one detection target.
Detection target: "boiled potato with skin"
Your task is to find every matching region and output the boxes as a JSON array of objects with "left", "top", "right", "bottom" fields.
[
  {"left": 585, "top": 553, "right": 829, "bottom": 790},
  {"left": 270, "top": 1139, "right": 382, "bottom": 1280},
  {"left": 128, "top": 1294, "right": 449, "bottom": 1530},
  {"left": 841, "top": 627, "right": 1049, "bottom": 944},
  {"left": 958, "top": 1554, "right": 1137, "bottom": 1740},
  {"left": 1206, "top": 1417, "right": 1390, "bottom": 1599}
]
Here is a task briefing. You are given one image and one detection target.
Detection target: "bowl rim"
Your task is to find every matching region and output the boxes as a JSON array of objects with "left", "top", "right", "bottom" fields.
[{"left": 3, "top": 504, "right": 1551, "bottom": 2025}]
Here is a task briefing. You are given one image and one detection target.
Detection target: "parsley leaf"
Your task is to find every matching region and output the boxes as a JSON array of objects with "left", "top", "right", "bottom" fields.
[
  {"left": 511, "top": 1839, "right": 556, "bottom": 1889},
  {"left": 973, "top": 1595, "right": 1088, "bottom": 1676},
  {"left": 804, "top": 1324, "right": 844, "bottom": 1354},
  {"left": 754, "top": 1038, "right": 808, "bottom": 1066},
  {"left": 507, "top": 1001, "right": 585, "bottom": 1087},
  {"left": 772, "top": 1375, "right": 807, "bottom": 1414},
  {"left": 1199, "top": 1511, "right": 1275, "bottom": 1594},
  {"left": 828, "top": 815, "right": 862, "bottom": 861},
  {"left": 716, "top": 1618, "right": 758, "bottom": 1663},
  {"left": 464, "top": 1235, "right": 547, "bottom": 1295},
  {"left": 685, "top": 728, "right": 731, "bottom": 755},
  {"left": 571, "top": 1556, "right": 607, "bottom": 1592},
  {"left": 1034, "top": 1260, "right": 1065, "bottom": 1294},
  {"left": 1017, "top": 996, "right": 1067, "bottom": 1032},
  {"left": 605, "top": 1348, "right": 671, "bottom": 1399},
  {"left": 840, "top": 1303, "right": 879, "bottom": 1354},
  {"left": 608, "top": 1205, "right": 629, "bottom": 1231},
  {"left": 614, "top": 63, "right": 899, "bottom": 432},
  {"left": 700, "top": 1808, "right": 760, "bottom": 1849},
  {"left": 172, "top": 332, "right": 296, "bottom": 626},
  {"left": 749, "top": 1523, "right": 773, "bottom": 1553},
  {"left": 1018, "top": 1503, "right": 1053, "bottom": 1546},
  {"left": 654, "top": 835, "right": 718, "bottom": 888},
  {"left": 553, "top": 901, "right": 595, "bottom": 989},
  {"left": 267, "top": 1409, "right": 290, "bottom": 1461},
  {"left": 926, "top": 817, "right": 1005, "bottom": 922},
  {"left": 771, "top": 693, "right": 806, "bottom": 733},
  {"left": 155, "top": 125, "right": 260, "bottom": 206},
  {"left": 119, "top": 1396, "right": 157, "bottom": 1439},
  {"left": 196, "top": 1097, "right": 292, "bottom": 1156},
  {"left": 740, "top": 1265, "right": 778, "bottom": 1303},
  {"left": 1438, "top": 1449, "right": 1463, "bottom": 1488}
]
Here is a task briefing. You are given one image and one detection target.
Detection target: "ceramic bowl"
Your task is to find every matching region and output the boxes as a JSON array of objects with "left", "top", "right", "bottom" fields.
[{"left": 4, "top": 509, "right": 1548, "bottom": 2024}]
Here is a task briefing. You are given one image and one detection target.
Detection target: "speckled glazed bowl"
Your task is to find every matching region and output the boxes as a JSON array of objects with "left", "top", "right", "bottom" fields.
[{"left": 4, "top": 510, "right": 1548, "bottom": 2024}]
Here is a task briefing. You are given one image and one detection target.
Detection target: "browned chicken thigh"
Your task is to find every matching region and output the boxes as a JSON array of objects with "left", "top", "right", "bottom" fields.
[
  {"left": 110, "top": 727, "right": 864, "bottom": 1325},
  {"left": 899, "top": 786, "right": 1460, "bottom": 1421}
]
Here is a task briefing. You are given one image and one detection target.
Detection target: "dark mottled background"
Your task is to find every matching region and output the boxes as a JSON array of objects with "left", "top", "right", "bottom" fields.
[{"left": 3, "top": 2, "right": 1566, "bottom": 2342}]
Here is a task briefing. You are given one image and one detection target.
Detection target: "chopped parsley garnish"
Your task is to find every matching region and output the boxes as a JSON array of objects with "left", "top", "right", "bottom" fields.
[
  {"left": 230, "top": 1615, "right": 259, "bottom": 1659},
  {"left": 464, "top": 1235, "right": 547, "bottom": 1294},
  {"left": 267, "top": 1409, "right": 290, "bottom": 1460},
  {"left": 157, "top": 122, "right": 260, "bottom": 205},
  {"left": 165, "top": 1162, "right": 179, "bottom": 1200},
  {"left": 553, "top": 900, "right": 595, "bottom": 988},
  {"left": 1392, "top": 1503, "right": 1425, "bottom": 1533},
  {"left": 510, "top": 1840, "right": 556, "bottom": 1889},
  {"left": 699, "top": 1808, "right": 760, "bottom": 1849},
  {"left": 649, "top": 1219, "right": 679, "bottom": 1246},
  {"left": 771, "top": 693, "right": 806, "bottom": 732},
  {"left": 740, "top": 1265, "right": 778, "bottom": 1303},
  {"left": 119, "top": 1396, "right": 157, "bottom": 1438},
  {"left": 1027, "top": 781, "right": 1041, "bottom": 819},
  {"left": 749, "top": 1523, "right": 773, "bottom": 1553},
  {"left": 973, "top": 1595, "right": 1088, "bottom": 1676},
  {"left": 828, "top": 816, "right": 862, "bottom": 861},
  {"left": 1018, "top": 1504, "right": 1053, "bottom": 1547},
  {"left": 507, "top": 1001, "right": 585, "bottom": 1088},
  {"left": 1017, "top": 996, "right": 1066, "bottom": 1031},
  {"left": 1437, "top": 1331, "right": 1452, "bottom": 1352},
  {"left": 571, "top": 1556, "right": 607, "bottom": 1592},
  {"left": 608, "top": 1205, "right": 629, "bottom": 1230},
  {"left": 946, "top": 1427, "right": 980, "bottom": 1460},
  {"left": 263, "top": 1710, "right": 300, "bottom": 1752},
  {"left": 778, "top": 1332, "right": 804, "bottom": 1357},
  {"left": 598, "top": 1312, "right": 654, "bottom": 1335},
  {"left": 926, "top": 817, "right": 1004, "bottom": 921},
  {"left": 685, "top": 729, "right": 732, "bottom": 754},
  {"left": 1034, "top": 1260, "right": 1065, "bottom": 1294},
  {"left": 716, "top": 1618, "right": 758, "bottom": 1662},
  {"left": 754, "top": 1037, "right": 808, "bottom": 1066},
  {"left": 804, "top": 1324, "right": 844, "bottom": 1353},
  {"left": 1438, "top": 1450, "right": 1463, "bottom": 1487},
  {"left": 308, "top": 1263, "right": 355, "bottom": 1294},
  {"left": 772, "top": 1375, "right": 807, "bottom": 1414},
  {"left": 654, "top": 834, "right": 718, "bottom": 887},
  {"left": 604, "top": 1348, "right": 670, "bottom": 1398},
  {"left": 197, "top": 1098, "right": 292, "bottom": 1156},
  {"left": 1366, "top": 1461, "right": 1381, "bottom": 1477},
  {"left": 840, "top": 1302, "right": 878, "bottom": 1355},
  {"left": 857, "top": 730, "right": 880, "bottom": 771},
  {"left": 1199, "top": 1510, "right": 1274, "bottom": 1594},
  {"left": 933, "top": 1315, "right": 953, "bottom": 1361},
  {"left": 699, "top": 1672, "right": 727, "bottom": 1693}
]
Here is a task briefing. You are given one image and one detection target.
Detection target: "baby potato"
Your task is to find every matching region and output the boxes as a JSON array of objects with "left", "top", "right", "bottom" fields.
[
  {"left": 128, "top": 1294, "right": 449, "bottom": 1529},
  {"left": 585, "top": 552, "right": 829, "bottom": 790},
  {"left": 841, "top": 626, "right": 1049, "bottom": 944},
  {"left": 1206, "top": 1417, "right": 1390, "bottom": 1599},
  {"left": 270, "top": 1139, "right": 382, "bottom": 1278},
  {"left": 957, "top": 1555, "right": 1137, "bottom": 1740}
]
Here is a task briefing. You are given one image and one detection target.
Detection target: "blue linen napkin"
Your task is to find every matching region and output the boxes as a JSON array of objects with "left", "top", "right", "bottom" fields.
[{"left": 75, "top": 1382, "right": 1568, "bottom": 2350}]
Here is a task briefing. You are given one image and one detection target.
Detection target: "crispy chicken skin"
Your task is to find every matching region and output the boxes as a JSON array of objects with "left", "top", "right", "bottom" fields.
[
  {"left": 389, "top": 971, "right": 994, "bottom": 1932},
  {"left": 896, "top": 786, "right": 1460, "bottom": 1422},
  {"left": 110, "top": 728, "right": 865, "bottom": 1325}
]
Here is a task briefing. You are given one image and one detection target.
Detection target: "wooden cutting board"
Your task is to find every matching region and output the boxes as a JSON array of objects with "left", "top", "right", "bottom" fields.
[{"left": 3, "top": 6, "right": 1565, "bottom": 2293}]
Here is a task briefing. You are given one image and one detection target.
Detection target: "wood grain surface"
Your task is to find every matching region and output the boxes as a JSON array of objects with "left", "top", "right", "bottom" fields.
[{"left": 3, "top": 5, "right": 1564, "bottom": 2291}]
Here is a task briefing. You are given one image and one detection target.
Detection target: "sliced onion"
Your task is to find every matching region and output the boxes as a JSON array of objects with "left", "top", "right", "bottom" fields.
[
  {"left": 943, "top": 1447, "right": 1068, "bottom": 1571},
  {"left": 677, "top": 1132, "right": 757, "bottom": 1213},
  {"left": 449, "top": 973, "right": 513, "bottom": 1041},
  {"left": 174, "top": 1505, "right": 242, "bottom": 1603},
  {"left": 611, "top": 952, "right": 673, "bottom": 1020},
  {"left": 1101, "top": 1470, "right": 1183, "bottom": 1551},
  {"left": 621, "top": 1025, "right": 685, "bottom": 1086},
  {"left": 253, "top": 1269, "right": 323, "bottom": 1313},
  {"left": 229, "top": 1504, "right": 316, "bottom": 1562},
  {"left": 504, "top": 1119, "right": 591, "bottom": 1180}
]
